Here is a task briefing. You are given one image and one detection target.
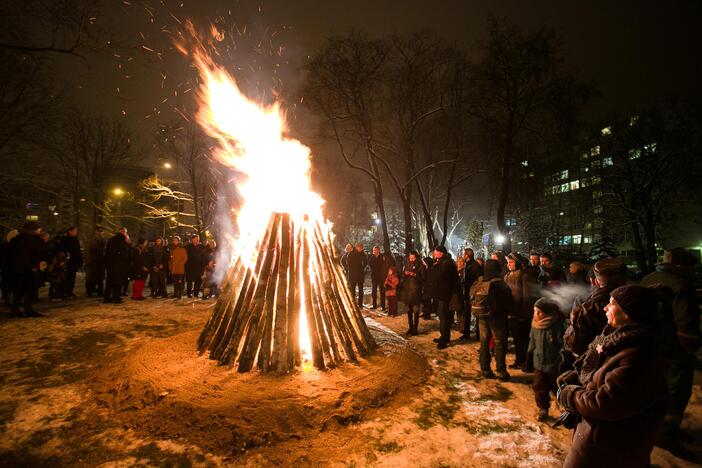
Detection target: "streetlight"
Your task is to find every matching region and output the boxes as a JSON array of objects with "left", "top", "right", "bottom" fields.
[
  {"left": 113, "top": 187, "right": 124, "bottom": 197},
  {"left": 495, "top": 234, "right": 506, "bottom": 245},
  {"left": 163, "top": 162, "right": 172, "bottom": 169}
]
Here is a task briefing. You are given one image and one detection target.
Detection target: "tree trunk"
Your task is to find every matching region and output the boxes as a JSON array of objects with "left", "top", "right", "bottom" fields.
[
  {"left": 630, "top": 221, "right": 648, "bottom": 274},
  {"left": 440, "top": 160, "right": 458, "bottom": 247},
  {"left": 643, "top": 207, "right": 657, "bottom": 273},
  {"left": 402, "top": 195, "right": 413, "bottom": 255},
  {"left": 496, "top": 124, "right": 514, "bottom": 253}
]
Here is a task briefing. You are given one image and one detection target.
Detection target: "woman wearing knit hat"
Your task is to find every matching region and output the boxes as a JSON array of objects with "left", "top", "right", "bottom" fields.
[
  {"left": 528, "top": 298, "right": 566, "bottom": 421},
  {"left": 556, "top": 285, "right": 668, "bottom": 467}
]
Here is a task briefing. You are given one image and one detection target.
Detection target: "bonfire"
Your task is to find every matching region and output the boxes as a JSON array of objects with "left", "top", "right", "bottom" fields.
[{"left": 178, "top": 23, "right": 376, "bottom": 373}]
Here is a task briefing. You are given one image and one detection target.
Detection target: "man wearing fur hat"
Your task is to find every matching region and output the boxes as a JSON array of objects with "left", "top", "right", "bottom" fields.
[
  {"left": 561, "top": 257, "right": 627, "bottom": 371},
  {"left": 641, "top": 248, "right": 700, "bottom": 450}
]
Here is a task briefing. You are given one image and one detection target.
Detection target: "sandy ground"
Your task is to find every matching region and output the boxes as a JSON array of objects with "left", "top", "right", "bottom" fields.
[{"left": 0, "top": 281, "right": 701, "bottom": 467}]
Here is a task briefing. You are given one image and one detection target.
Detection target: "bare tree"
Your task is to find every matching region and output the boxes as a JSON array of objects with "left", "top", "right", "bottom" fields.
[
  {"left": 44, "top": 110, "right": 135, "bottom": 230},
  {"left": 601, "top": 102, "right": 702, "bottom": 272},
  {"left": 468, "top": 16, "right": 589, "bottom": 251},
  {"left": 0, "top": 0, "right": 103, "bottom": 56},
  {"left": 140, "top": 123, "right": 218, "bottom": 239}
]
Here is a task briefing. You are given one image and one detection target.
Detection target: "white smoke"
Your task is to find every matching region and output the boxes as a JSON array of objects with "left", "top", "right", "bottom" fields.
[{"left": 539, "top": 283, "right": 593, "bottom": 316}]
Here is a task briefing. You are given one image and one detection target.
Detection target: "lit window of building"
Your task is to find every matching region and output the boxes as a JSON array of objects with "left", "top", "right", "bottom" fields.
[
  {"left": 629, "top": 115, "right": 639, "bottom": 126},
  {"left": 560, "top": 183, "right": 570, "bottom": 192},
  {"left": 25, "top": 215, "right": 39, "bottom": 221},
  {"left": 560, "top": 169, "right": 569, "bottom": 180},
  {"left": 601, "top": 126, "right": 612, "bottom": 136},
  {"left": 602, "top": 156, "right": 613, "bottom": 166},
  {"left": 584, "top": 236, "right": 592, "bottom": 244},
  {"left": 644, "top": 142, "right": 657, "bottom": 153},
  {"left": 590, "top": 176, "right": 601, "bottom": 185},
  {"left": 573, "top": 235, "right": 582, "bottom": 244},
  {"left": 570, "top": 180, "right": 580, "bottom": 190},
  {"left": 594, "top": 206, "right": 603, "bottom": 214},
  {"left": 628, "top": 148, "right": 641, "bottom": 160},
  {"left": 521, "top": 160, "right": 529, "bottom": 167},
  {"left": 590, "top": 145, "right": 600, "bottom": 156}
]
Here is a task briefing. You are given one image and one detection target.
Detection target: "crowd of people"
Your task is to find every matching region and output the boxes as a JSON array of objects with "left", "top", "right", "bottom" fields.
[
  {"left": 342, "top": 241, "right": 700, "bottom": 465},
  {"left": 0, "top": 222, "right": 220, "bottom": 317}
]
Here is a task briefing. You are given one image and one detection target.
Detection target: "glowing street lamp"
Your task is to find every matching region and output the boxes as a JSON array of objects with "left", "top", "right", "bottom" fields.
[
  {"left": 495, "top": 234, "right": 506, "bottom": 245},
  {"left": 163, "top": 162, "right": 172, "bottom": 169},
  {"left": 113, "top": 187, "right": 124, "bottom": 197}
]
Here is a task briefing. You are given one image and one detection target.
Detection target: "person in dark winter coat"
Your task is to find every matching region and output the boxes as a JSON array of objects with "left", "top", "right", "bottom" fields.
[
  {"left": 340, "top": 243, "right": 353, "bottom": 281},
  {"left": 131, "top": 239, "right": 150, "bottom": 300},
  {"left": 641, "top": 248, "right": 701, "bottom": 449},
  {"left": 429, "top": 245, "right": 460, "bottom": 349},
  {"left": 401, "top": 250, "right": 426, "bottom": 335},
  {"left": 7, "top": 222, "right": 46, "bottom": 317},
  {"left": 529, "top": 298, "right": 566, "bottom": 421},
  {"left": 470, "top": 259, "right": 514, "bottom": 380},
  {"left": 538, "top": 253, "right": 564, "bottom": 288},
  {"left": 556, "top": 285, "right": 668, "bottom": 468},
  {"left": 149, "top": 237, "right": 168, "bottom": 297},
  {"left": 562, "top": 257, "right": 627, "bottom": 371},
  {"left": 460, "top": 248, "right": 483, "bottom": 339},
  {"left": 567, "top": 261, "right": 589, "bottom": 286},
  {"left": 62, "top": 226, "right": 83, "bottom": 298},
  {"left": 104, "top": 228, "right": 131, "bottom": 304},
  {"left": 84, "top": 226, "right": 106, "bottom": 297},
  {"left": 346, "top": 243, "right": 367, "bottom": 307},
  {"left": 368, "top": 246, "right": 388, "bottom": 310},
  {"left": 185, "top": 235, "right": 206, "bottom": 298},
  {"left": 504, "top": 253, "right": 532, "bottom": 369}
]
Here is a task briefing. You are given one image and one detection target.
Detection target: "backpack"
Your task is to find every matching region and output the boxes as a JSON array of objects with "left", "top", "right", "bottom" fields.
[{"left": 470, "top": 277, "right": 501, "bottom": 317}]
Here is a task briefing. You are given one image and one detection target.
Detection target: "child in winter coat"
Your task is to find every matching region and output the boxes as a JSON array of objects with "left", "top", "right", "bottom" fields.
[
  {"left": 202, "top": 259, "right": 218, "bottom": 299},
  {"left": 528, "top": 297, "right": 566, "bottom": 421},
  {"left": 384, "top": 266, "right": 400, "bottom": 317},
  {"left": 47, "top": 251, "right": 68, "bottom": 301}
]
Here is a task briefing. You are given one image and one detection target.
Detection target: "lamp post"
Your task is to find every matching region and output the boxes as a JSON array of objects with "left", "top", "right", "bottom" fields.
[{"left": 113, "top": 187, "right": 124, "bottom": 227}]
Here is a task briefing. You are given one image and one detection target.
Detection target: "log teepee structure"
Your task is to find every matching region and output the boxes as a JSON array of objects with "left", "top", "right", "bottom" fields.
[{"left": 198, "top": 212, "right": 377, "bottom": 373}]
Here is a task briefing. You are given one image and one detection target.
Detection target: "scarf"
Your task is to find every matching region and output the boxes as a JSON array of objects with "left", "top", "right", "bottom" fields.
[
  {"left": 531, "top": 311, "right": 562, "bottom": 330},
  {"left": 574, "top": 323, "right": 658, "bottom": 386}
]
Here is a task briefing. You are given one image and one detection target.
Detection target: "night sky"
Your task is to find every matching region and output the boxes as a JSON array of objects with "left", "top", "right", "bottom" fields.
[{"left": 57, "top": 0, "right": 701, "bottom": 148}]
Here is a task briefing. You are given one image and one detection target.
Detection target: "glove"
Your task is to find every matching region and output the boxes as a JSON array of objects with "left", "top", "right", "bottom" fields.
[
  {"left": 556, "top": 369, "right": 580, "bottom": 388},
  {"left": 552, "top": 411, "right": 580, "bottom": 429},
  {"left": 557, "top": 384, "right": 580, "bottom": 412}
]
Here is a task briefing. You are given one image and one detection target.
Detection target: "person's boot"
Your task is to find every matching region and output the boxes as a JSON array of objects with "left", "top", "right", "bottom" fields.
[
  {"left": 496, "top": 371, "right": 511, "bottom": 382},
  {"left": 537, "top": 408, "right": 549, "bottom": 422}
]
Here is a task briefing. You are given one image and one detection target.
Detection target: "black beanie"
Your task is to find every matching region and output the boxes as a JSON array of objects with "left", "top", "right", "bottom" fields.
[
  {"left": 483, "top": 259, "right": 501, "bottom": 280},
  {"left": 611, "top": 285, "right": 660, "bottom": 325},
  {"left": 534, "top": 297, "right": 560, "bottom": 316}
]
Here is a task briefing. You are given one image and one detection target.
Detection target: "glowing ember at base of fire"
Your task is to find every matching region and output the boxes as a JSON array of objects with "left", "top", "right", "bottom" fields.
[{"left": 198, "top": 212, "right": 376, "bottom": 373}]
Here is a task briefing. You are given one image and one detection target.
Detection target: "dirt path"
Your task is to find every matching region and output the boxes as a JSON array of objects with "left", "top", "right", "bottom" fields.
[{"left": 0, "top": 299, "right": 700, "bottom": 467}]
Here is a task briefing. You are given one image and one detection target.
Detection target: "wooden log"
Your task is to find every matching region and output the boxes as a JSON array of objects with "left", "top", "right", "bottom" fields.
[
  {"left": 256, "top": 235, "right": 281, "bottom": 371},
  {"left": 218, "top": 213, "right": 279, "bottom": 365},
  {"left": 197, "top": 258, "right": 243, "bottom": 352},
  {"left": 237, "top": 213, "right": 282, "bottom": 372},
  {"left": 320, "top": 224, "right": 377, "bottom": 352},
  {"left": 287, "top": 224, "right": 301, "bottom": 368},
  {"left": 271, "top": 213, "right": 292, "bottom": 373},
  {"left": 309, "top": 232, "right": 357, "bottom": 363},
  {"left": 301, "top": 226, "right": 325, "bottom": 370},
  {"left": 309, "top": 263, "right": 342, "bottom": 365}
]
